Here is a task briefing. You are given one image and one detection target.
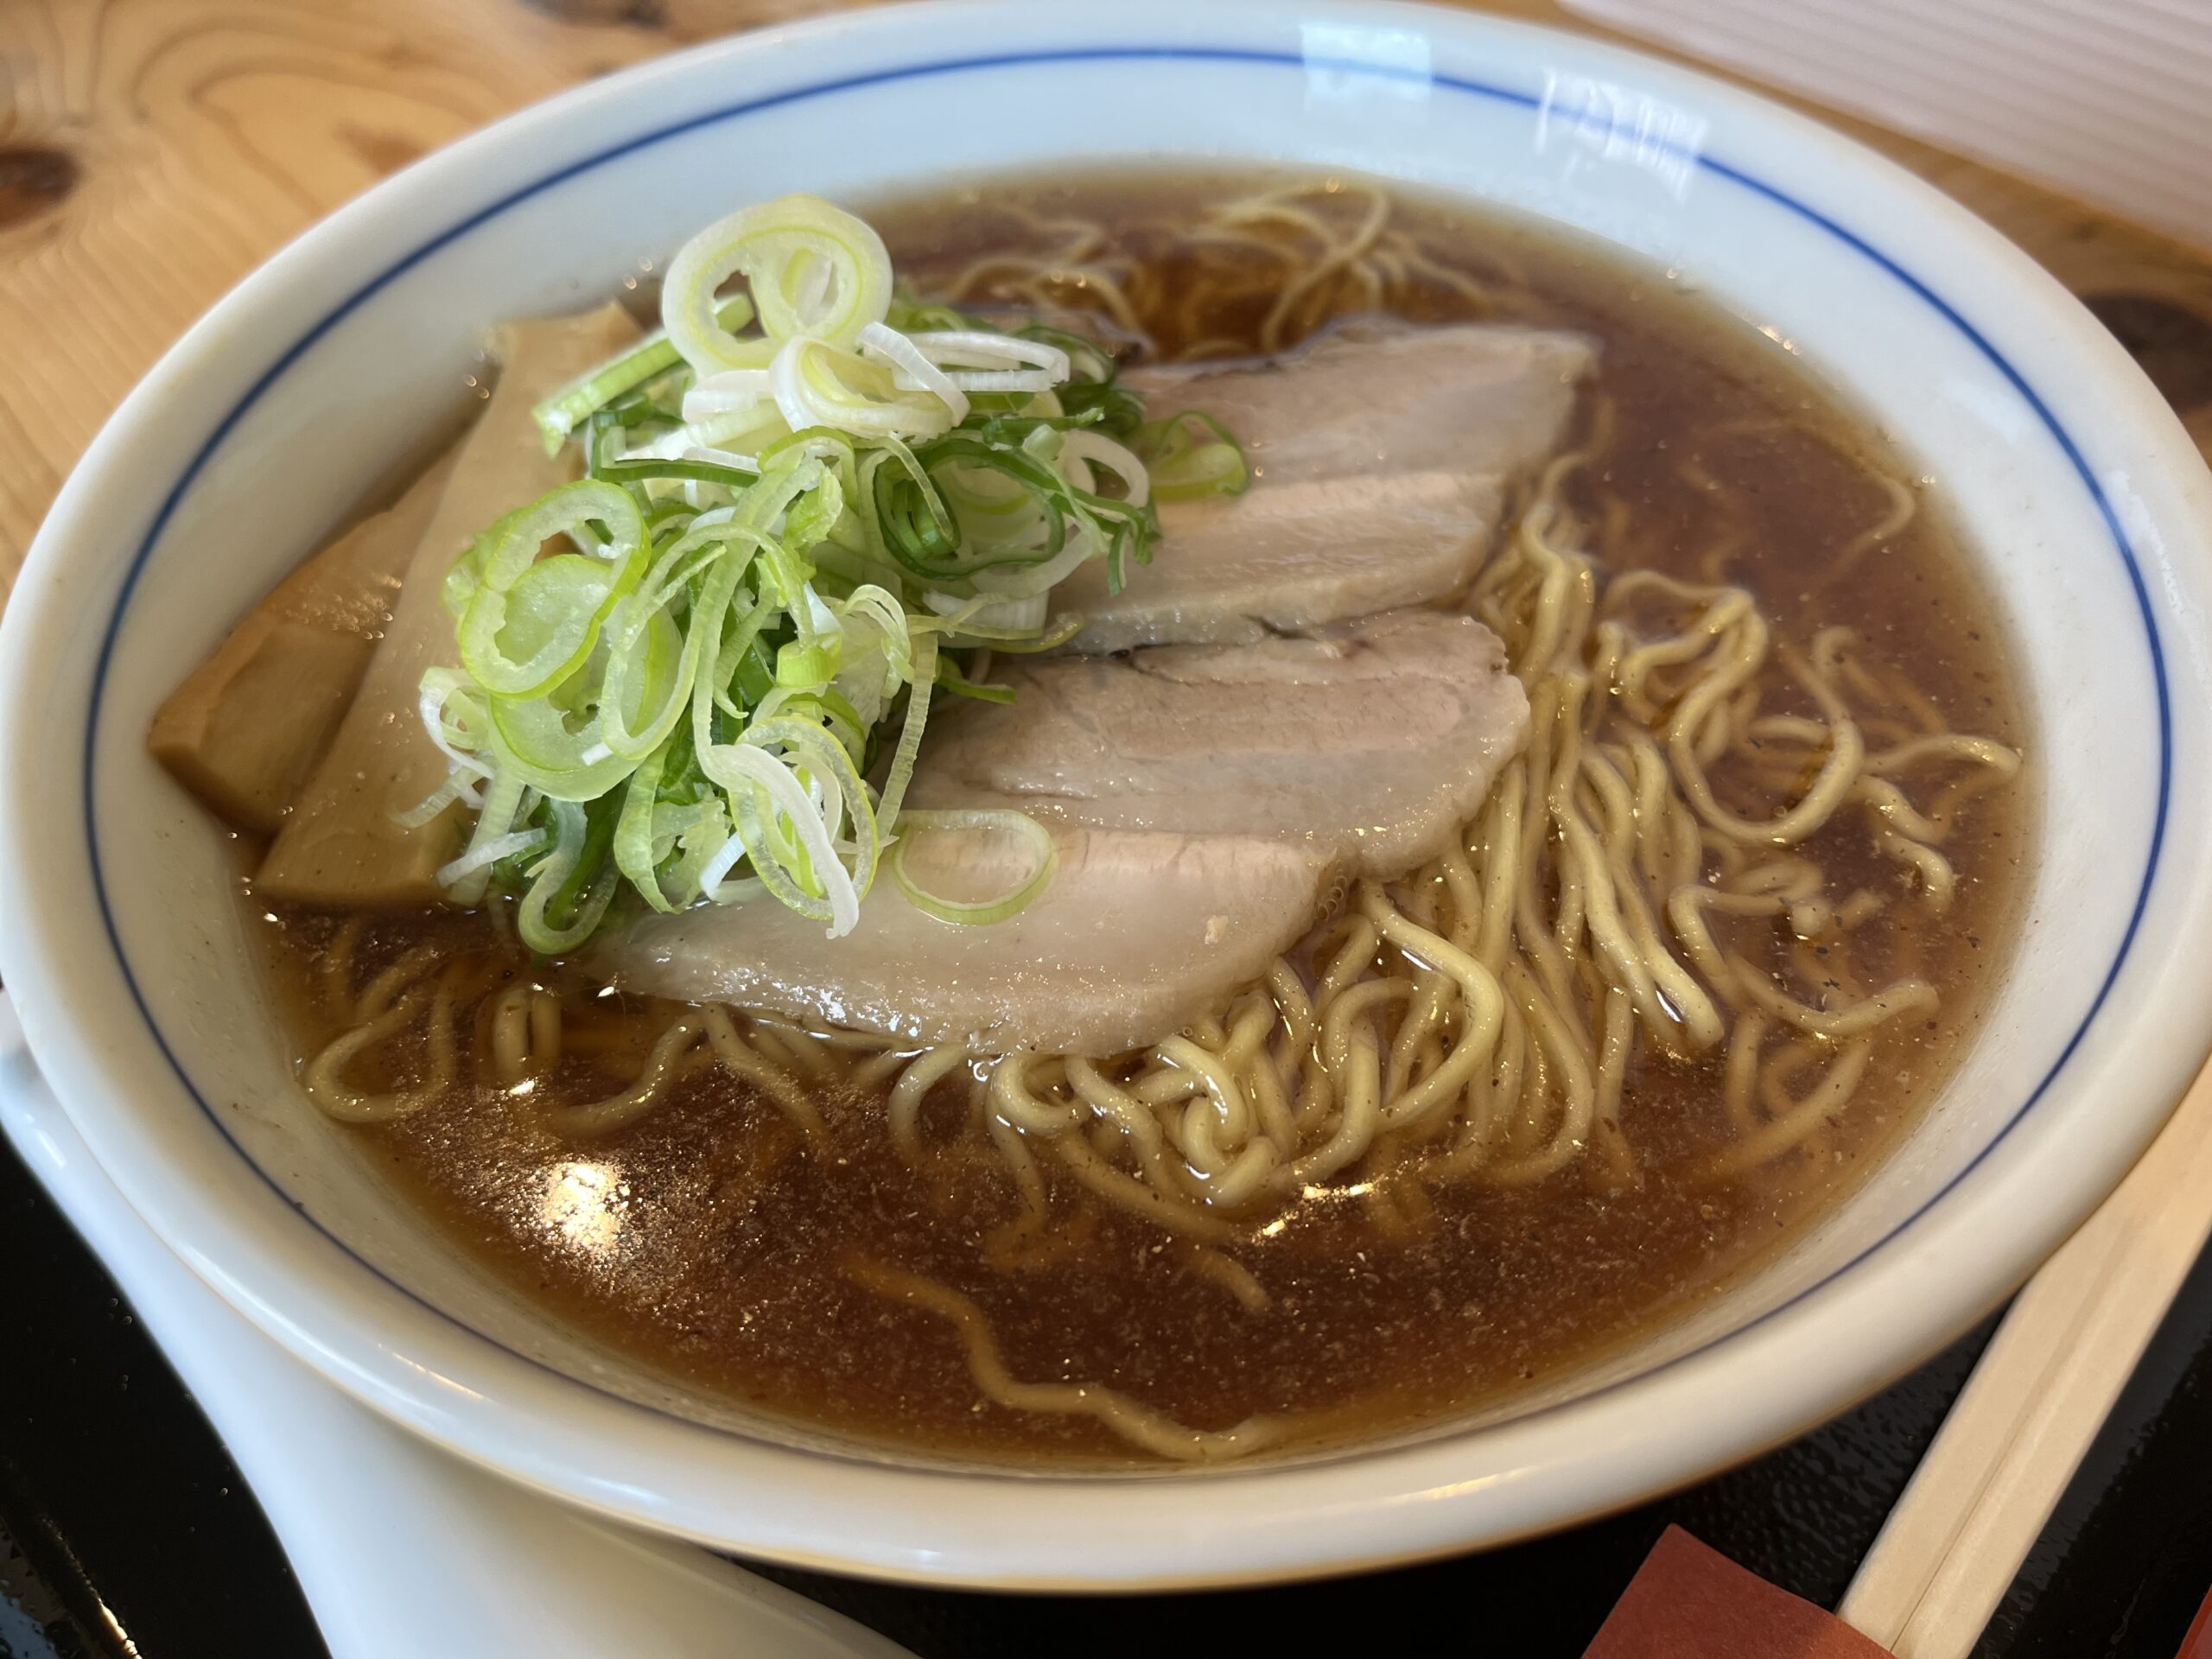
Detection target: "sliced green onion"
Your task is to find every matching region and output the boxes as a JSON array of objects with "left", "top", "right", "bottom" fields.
[
  {"left": 708, "top": 735, "right": 864, "bottom": 935},
  {"left": 887, "top": 296, "right": 972, "bottom": 334},
  {"left": 858, "top": 321, "right": 969, "bottom": 423},
  {"left": 517, "top": 798, "right": 620, "bottom": 954},
  {"left": 531, "top": 294, "right": 756, "bottom": 454},
  {"left": 487, "top": 693, "right": 631, "bottom": 801},
  {"left": 437, "top": 738, "right": 533, "bottom": 906},
  {"left": 1059, "top": 429, "right": 1150, "bottom": 505},
  {"left": 774, "top": 632, "right": 841, "bottom": 688},
  {"left": 1055, "top": 377, "right": 1145, "bottom": 437},
  {"left": 598, "top": 538, "right": 735, "bottom": 761},
  {"left": 442, "top": 825, "right": 546, "bottom": 888},
  {"left": 937, "top": 654, "right": 1016, "bottom": 704},
  {"left": 475, "top": 479, "right": 645, "bottom": 592},
  {"left": 422, "top": 192, "right": 1250, "bottom": 944},
  {"left": 1016, "top": 322, "right": 1121, "bottom": 388},
  {"left": 875, "top": 632, "right": 938, "bottom": 834},
  {"left": 663, "top": 799, "right": 734, "bottom": 907},
  {"left": 613, "top": 736, "right": 677, "bottom": 912},
  {"left": 663, "top": 194, "right": 894, "bottom": 376},
  {"left": 461, "top": 554, "right": 619, "bottom": 701},
  {"left": 416, "top": 667, "right": 495, "bottom": 786},
  {"left": 912, "top": 604, "right": 1084, "bottom": 652},
  {"left": 772, "top": 337, "right": 952, "bottom": 442},
  {"left": 590, "top": 454, "right": 760, "bottom": 493},
  {"left": 1135, "top": 410, "right": 1250, "bottom": 501},
  {"left": 890, "top": 810, "right": 1057, "bottom": 926}
]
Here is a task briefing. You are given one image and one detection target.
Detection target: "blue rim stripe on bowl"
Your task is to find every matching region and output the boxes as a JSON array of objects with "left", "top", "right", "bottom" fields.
[{"left": 78, "top": 43, "right": 2170, "bottom": 1464}]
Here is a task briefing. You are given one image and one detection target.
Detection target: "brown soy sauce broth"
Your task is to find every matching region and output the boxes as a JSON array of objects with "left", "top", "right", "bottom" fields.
[{"left": 255, "top": 171, "right": 2031, "bottom": 1465}]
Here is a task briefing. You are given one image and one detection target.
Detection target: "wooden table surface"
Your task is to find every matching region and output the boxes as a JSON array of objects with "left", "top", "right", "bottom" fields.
[{"left": 3, "top": 0, "right": 2212, "bottom": 599}]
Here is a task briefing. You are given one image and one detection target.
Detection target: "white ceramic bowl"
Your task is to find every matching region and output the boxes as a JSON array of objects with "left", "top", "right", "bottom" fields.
[{"left": 5, "top": 0, "right": 2211, "bottom": 1591}]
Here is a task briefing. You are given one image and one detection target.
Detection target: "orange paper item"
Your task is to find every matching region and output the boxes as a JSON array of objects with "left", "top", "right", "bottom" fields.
[
  {"left": 2178, "top": 1582, "right": 2212, "bottom": 1659},
  {"left": 1585, "top": 1527, "right": 1897, "bottom": 1659}
]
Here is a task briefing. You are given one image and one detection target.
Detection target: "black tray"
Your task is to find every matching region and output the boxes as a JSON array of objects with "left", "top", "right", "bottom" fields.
[{"left": 9, "top": 1129, "right": 2212, "bottom": 1659}]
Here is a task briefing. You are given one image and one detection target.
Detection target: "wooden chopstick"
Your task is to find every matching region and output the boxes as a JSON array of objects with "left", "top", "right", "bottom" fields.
[{"left": 1839, "top": 1058, "right": 2212, "bottom": 1656}]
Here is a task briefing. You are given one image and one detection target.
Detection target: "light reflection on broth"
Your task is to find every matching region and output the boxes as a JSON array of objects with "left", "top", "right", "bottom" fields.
[
  {"left": 247, "top": 173, "right": 2031, "bottom": 1465},
  {"left": 538, "top": 1160, "right": 626, "bottom": 1262}
]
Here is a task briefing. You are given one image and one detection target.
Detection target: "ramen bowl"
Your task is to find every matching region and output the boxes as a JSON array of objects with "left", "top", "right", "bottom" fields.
[{"left": 3, "top": 0, "right": 2210, "bottom": 1589}]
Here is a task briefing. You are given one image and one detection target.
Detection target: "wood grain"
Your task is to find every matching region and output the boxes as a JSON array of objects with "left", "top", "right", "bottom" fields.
[
  {"left": 0, "top": 0, "right": 848, "bottom": 586},
  {"left": 3, "top": 0, "right": 2209, "bottom": 594}
]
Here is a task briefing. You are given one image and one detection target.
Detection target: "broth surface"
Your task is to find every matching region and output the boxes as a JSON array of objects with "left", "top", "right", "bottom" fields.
[{"left": 251, "top": 171, "right": 2031, "bottom": 1465}]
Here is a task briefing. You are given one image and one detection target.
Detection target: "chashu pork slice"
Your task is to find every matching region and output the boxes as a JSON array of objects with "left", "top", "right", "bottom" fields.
[
  {"left": 595, "top": 610, "right": 1529, "bottom": 1055},
  {"left": 593, "top": 827, "right": 1331, "bottom": 1057},
  {"left": 1051, "top": 321, "right": 1592, "bottom": 652},
  {"left": 910, "top": 609, "right": 1529, "bottom": 877}
]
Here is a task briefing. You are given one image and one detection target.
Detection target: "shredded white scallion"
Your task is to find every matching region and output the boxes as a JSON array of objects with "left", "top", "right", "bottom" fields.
[
  {"left": 858, "top": 321, "right": 971, "bottom": 423},
  {"left": 682, "top": 368, "right": 775, "bottom": 424},
  {"left": 905, "top": 330, "right": 1071, "bottom": 377},
  {"left": 437, "top": 828, "right": 548, "bottom": 889},
  {"left": 696, "top": 827, "right": 752, "bottom": 899}
]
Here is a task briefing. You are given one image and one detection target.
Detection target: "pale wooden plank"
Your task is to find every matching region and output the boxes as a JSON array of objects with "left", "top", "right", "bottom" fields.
[{"left": 1840, "top": 1061, "right": 2212, "bottom": 1655}]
